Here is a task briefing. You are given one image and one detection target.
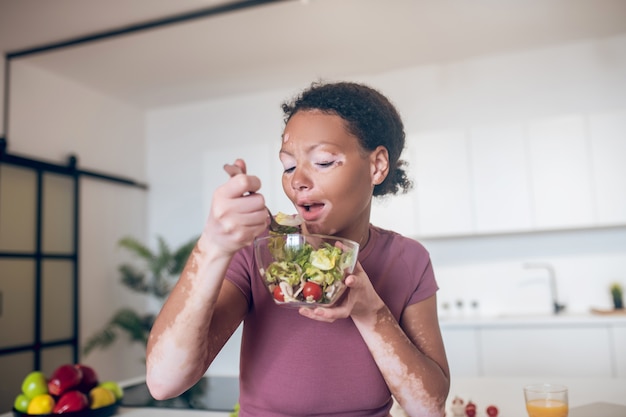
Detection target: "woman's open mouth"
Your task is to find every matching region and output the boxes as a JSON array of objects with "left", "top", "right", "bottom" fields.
[{"left": 299, "top": 202, "right": 325, "bottom": 221}]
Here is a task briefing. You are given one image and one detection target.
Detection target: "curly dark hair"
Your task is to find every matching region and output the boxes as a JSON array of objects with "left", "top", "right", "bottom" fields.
[{"left": 281, "top": 81, "right": 412, "bottom": 197}]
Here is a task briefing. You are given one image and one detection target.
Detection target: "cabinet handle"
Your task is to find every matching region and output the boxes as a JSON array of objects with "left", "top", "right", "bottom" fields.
[{"left": 0, "top": 290, "right": 2, "bottom": 317}]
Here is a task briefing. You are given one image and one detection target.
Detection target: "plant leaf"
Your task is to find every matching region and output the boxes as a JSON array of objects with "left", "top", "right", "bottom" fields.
[
  {"left": 82, "top": 327, "right": 117, "bottom": 355},
  {"left": 118, "top": 236, "right": 154, "bottom": 262},
  {"left": 119, "top": 264, "right": 149, "bottom": 294},
  {"left": 151, "top": 236, "right": 172, "bottom": 278},
  {"left": 110, "top": 308, "right": 151, "bottom": 343},
  {"left": 84, "top": 234, "right": 198, "bottom": 355}
]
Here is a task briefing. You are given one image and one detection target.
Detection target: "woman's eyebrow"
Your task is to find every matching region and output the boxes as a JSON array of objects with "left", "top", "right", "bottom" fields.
[
  {"left": 279, "top": 149, "right": 293, "bottom": 158},
  {"left": 280, "top": 141, "right": 343, "bottom": 157}
]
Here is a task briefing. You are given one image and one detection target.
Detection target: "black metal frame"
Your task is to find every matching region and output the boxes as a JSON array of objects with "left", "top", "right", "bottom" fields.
[
  {"left": 0, "top": 138, "right": 150, "bottom": 367},
  {"left": 0, "top": 0, "right": 285, "bottom": 373},
  {"left": 0, "top": 144, "right": 81, "bottom": 367}
]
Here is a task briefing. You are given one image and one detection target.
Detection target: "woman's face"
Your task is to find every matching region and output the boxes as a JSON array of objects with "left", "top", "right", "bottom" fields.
[{"left": 280, "top": 110, "right": 386, "bottom": 241}]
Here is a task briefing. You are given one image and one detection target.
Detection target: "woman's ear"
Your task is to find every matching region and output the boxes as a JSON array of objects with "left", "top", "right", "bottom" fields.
[{"left": 370, "top": 146, "right": 389, "bottom": 186}]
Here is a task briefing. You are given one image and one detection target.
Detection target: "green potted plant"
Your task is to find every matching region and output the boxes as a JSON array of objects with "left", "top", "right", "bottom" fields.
[
  {"left": 83, "top": 235, "right": 197, "bottom": 355},
  {"left": 611, "top": 282, "right": 624, "bottom": 310}
]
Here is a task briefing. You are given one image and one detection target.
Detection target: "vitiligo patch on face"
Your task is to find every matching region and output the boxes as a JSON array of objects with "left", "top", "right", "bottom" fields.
[{"left": 283, "top": 133, "right": 290, "bottom": 143}]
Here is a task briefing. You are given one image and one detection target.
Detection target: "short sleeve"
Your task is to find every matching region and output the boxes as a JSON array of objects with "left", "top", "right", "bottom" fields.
[
  {"left": 224, "top": 245, "right": 255, "bottom": 305},
  {"left": 407, "top": 257, "right": 438, "bottom": 306}
]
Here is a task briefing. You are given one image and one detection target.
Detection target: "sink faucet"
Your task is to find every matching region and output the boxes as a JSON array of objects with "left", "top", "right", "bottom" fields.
[{"left": 523, "top": 262, "right": 566, "bottom": 314}]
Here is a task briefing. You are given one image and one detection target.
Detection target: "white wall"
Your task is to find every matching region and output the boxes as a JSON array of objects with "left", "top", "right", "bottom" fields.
[
  {"left": 146, "top": 34, "right": 626, "bottom": 376},
  {"left": 8, "top": 61, "right": 146, "bottom": 178},
  {"left": 6, "top": 60, "right": 149, "bottom": 382}
]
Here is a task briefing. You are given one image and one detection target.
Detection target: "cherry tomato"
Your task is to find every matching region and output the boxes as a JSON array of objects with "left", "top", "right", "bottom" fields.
[
  {"left": 273, "top": 286, "right": 285, "bottom": 302},
  {"left": 465, "top": 401, "right": 477, "bottom": 417},
  {"left": 486, "top": 405, "right": 499, "bottom": 417},
  {"left": 302, "top": 282, "right": 322, "bottom": 301}
]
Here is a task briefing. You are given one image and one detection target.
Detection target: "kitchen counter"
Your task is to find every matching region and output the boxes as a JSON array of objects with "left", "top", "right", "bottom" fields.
[
  {"left": 2, "top": 376, "right": 624, "bottom": 416},
  {"left": 447, "top": 376, "right": 626, "bottom": 416},
  {"left": 118, "top": 375, "right": 238, "bottom": 411},
  {"left": 0, "top": 407, "right": 229, "bottom": 417}
]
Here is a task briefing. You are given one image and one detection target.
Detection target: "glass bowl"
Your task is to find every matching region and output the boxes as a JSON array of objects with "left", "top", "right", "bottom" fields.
[{"left": 254, "top": 234, "right": 359, "bottom": 307}]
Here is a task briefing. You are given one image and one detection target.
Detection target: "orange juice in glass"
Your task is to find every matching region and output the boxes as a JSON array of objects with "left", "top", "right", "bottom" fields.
[
  {"left": 526, "top": 399, "right": 568, "bottom": 417},
  {"left": 524, "top": 384, "right": 568, "bottom": 417}
]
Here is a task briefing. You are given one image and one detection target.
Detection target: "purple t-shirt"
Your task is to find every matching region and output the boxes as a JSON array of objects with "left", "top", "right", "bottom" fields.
[{"left": 225, "top": 225, "right": 438, "bottom": 416}]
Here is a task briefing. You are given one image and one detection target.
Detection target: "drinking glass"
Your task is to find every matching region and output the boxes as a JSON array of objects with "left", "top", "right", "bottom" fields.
[{"left": 524, "top": 383, "right": 568, "bottom": 417}]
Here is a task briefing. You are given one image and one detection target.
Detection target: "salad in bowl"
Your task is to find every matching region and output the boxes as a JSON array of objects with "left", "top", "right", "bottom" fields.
[{"left": 254, "top": 233, "right": 359, "bottom": 307}]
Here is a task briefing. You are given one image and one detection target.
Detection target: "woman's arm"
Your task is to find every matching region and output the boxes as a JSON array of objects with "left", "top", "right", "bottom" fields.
[
  {"left": 359, "top": 296, "right": 450, "bottom": 416},
  {"left": 299, "top": 264, "right": 450, "bottom": 416},
  {"left": 145, "top": 238, "right": 248, "bottom": 399},
  {"left": 146, "top": 159, "right": 267, "bottom": 399}
]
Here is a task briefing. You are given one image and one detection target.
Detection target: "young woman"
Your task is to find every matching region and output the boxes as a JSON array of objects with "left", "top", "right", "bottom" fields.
[{"left": 146, "top": 81, "right": 450, "bottom": 416}]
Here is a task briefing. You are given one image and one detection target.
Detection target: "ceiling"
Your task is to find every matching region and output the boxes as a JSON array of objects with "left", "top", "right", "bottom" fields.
[{"left": 2, "top": 0, "right": 626, "bottom": 109}]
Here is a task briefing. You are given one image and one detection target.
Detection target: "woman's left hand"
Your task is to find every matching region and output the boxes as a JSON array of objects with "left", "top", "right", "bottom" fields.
[{"left": 298, "top": 262, "right": 384, "bottom": 322}]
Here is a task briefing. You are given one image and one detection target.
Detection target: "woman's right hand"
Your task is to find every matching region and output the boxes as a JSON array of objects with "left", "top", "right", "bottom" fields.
[{"left": 202, "top": 158, "right": 268, "bottom": 255}]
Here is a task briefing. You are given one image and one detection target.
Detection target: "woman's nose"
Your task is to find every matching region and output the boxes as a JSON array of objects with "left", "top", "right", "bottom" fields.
[{"left": 290, "top": 167, "right": 312, "bottom": 191}]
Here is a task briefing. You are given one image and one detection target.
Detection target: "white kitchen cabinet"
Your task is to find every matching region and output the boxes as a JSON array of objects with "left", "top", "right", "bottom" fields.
[
  {"left": 441, "top": 327, "right": 481, "bottom": 377},
  {"left": 411, "top": 130, "right": 473, "bottom": 237},
  {"left": 469, "top": 123, "right": 532, "bottom": 234},
  {"left": 527, "top": 115, "right": 594, "bottom": 230},
  {"left": 588, "top": 109, "right": 626, "bottom": 226},
  {"left": 441, "top": 318, "right": 625, "bottom": 378},
  {"left": 612, "top": 325, "right": 626, "bottom": 378},
  {"left": 202, "top": 107, "right": 626, "bottom": 241},
  {"left": 480, "top": 325, "right": 612, "bottom": 377}
]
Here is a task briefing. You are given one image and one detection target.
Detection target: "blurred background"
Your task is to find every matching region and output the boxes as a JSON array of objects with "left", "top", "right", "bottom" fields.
[{"left": 1, "top": 0, "right": 625, "bottom": 412}]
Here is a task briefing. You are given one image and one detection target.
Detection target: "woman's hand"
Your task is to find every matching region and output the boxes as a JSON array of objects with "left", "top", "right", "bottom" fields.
[
  {"left": 202, "top": 159, "right": 268, "bottom": 255},
  {"left": 298, "top": 262, "right": 384, "bottom": 322}
]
